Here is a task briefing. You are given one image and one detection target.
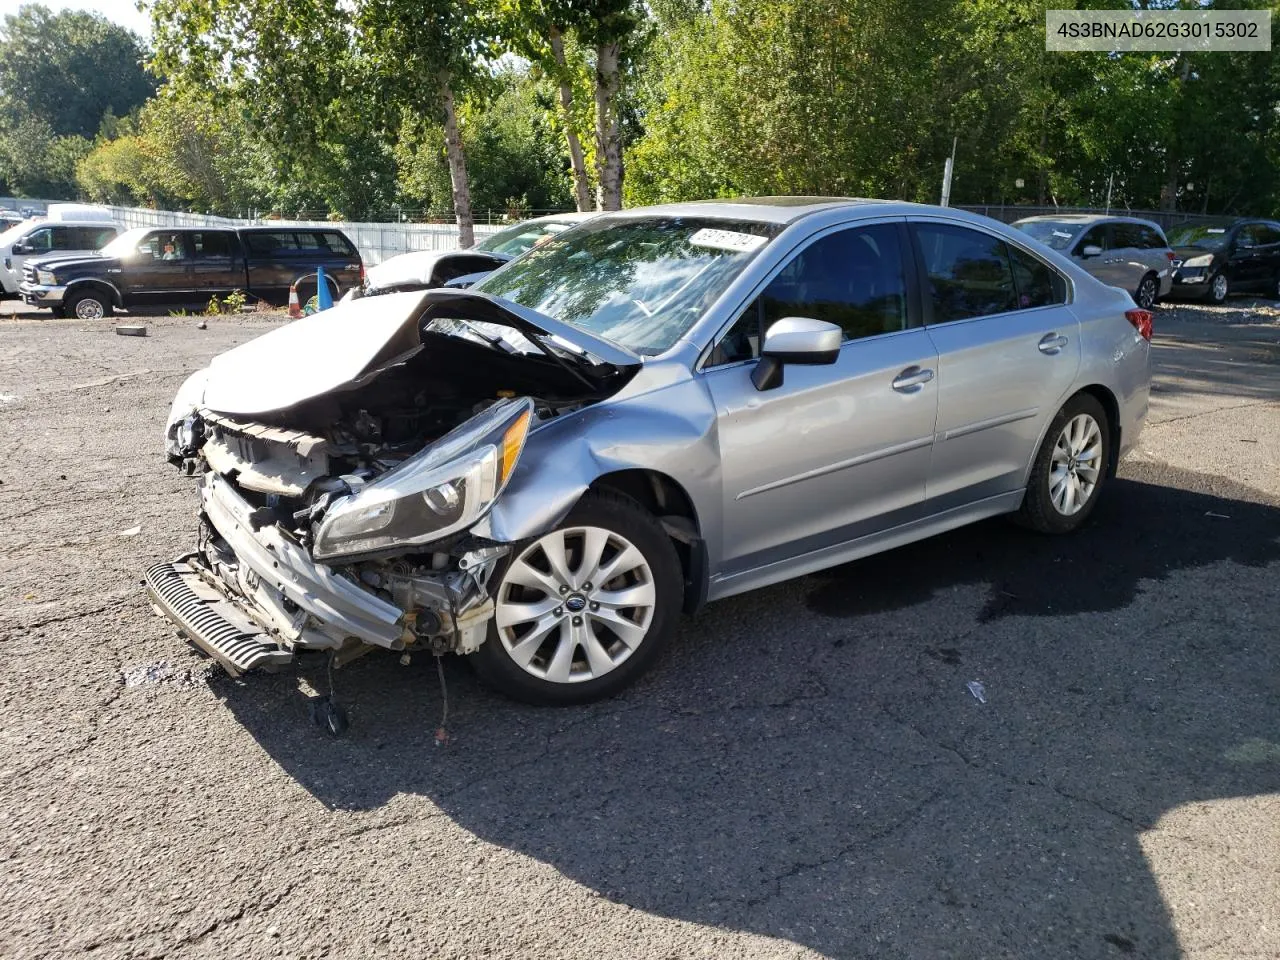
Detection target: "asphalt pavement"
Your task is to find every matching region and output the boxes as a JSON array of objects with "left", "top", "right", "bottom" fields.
[{"left": 0, "top": 298, "right": 1277, "bottom": 959}]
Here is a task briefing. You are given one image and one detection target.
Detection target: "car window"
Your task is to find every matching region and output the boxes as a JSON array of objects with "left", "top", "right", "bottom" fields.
[
  {"left": 1111, "top": 223, "right": 1144, "bottom": 249},
  {"left": 1137, "top": 225, "right": 1167, "bottom": 249},
  {"left": 243, "top": 231, "right": 300, "bottom": 255},
  {"left": 138, "top": 232, "right": 188, "bottom": 262},
  {"left": 1011, "top": 220, "right": 1083, "bottom": 251},
  {"left": 75, "top": 226, "right": 117, "bottom": 250},
  {"left": 1007, "top": 245, "right": 1067, "bottom": 309},
  {"left": 1238, "top": 224, "right": 1279, "bottom": 247},
  {"left": 706, "top": 302, "right": 763, "bottom": 367},
  {"left": 319, "top": 231, "right": 356, "bottom": 256},
  {"left": 24, "top": 227, "right": 53, "bottom": 252},
  {"left": 295, "top": 231, "right": 323, "bottom": 250},
  {"left": 914, "top": 223, "right": 1017, "bottom": 323},
  {"left": 190, "top": 232, "right": 233, "bottom": 258},
  {"left": 1075, "top": 224, "right": 1108, "bottom": 253}
]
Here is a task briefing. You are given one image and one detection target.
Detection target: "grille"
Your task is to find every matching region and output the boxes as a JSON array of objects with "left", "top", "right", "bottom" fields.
[{"left": 144, "top": 560, "right": 292, "bottom": 674}]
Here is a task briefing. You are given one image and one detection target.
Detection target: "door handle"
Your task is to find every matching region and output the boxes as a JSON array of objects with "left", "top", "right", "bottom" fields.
[
  {"left": 1102, "top": 257, "right": 1121, "bottom": 264},
  {"left": 1038, "top": 333, "right": 1068, "bottom": 354},
  {"left": 892, "top": 366, "right": 934, "bottom": 393}
]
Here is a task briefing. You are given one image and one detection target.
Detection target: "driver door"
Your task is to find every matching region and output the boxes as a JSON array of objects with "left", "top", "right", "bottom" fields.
[{"left": 700, "top": 221, "right": 939, "bottom": 580}]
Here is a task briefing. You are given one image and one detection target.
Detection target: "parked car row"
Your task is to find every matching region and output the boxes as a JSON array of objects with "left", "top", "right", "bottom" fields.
[
  {"left": 1012, "top": 212, "right": 1280, "bottom": 305},
  {"left": 146, "top": 197, "right": 1155, "bottom": 729}
]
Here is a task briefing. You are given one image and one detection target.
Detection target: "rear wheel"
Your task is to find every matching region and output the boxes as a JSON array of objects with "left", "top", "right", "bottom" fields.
[
  {"left": 1134, "top": 273, "right": 1158, "bottom": 310},
  {"left": 65, "top": 288, "right": 113, "bottom": 319},
  {"left": 1017, "top": 394, "right": 1110, "bottom": 535},
  {"left": 471, "top": 491, "right": 682, "bottom": 705}
]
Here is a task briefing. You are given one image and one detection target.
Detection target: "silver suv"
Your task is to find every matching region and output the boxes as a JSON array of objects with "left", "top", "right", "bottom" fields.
[{"left": 1013, "top": 214, "right": 1173, "bottom": 309}]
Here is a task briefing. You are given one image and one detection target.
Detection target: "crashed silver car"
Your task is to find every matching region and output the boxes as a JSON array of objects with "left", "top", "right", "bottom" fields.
[{"left": 149, "top": 198, "right": 1151, "bottom": 725}]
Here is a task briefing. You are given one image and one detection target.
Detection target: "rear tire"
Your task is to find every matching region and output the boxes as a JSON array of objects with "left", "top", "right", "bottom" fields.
[
  {"left": 1134, "top": 273, "right": 1158, "bottom": 310},
  {"left": 1016, "top": 394, "right": 1110, "bottom": 535},
  {"left": 471, "top": 491, "right": 682, "bottom": 706}
]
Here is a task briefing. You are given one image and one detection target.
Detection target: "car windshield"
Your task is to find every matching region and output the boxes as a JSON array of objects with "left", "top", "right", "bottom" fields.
[
  {"left": 472, "top": 216, "right": 781, "bottom": 355},
  {"left": 1166, "top": 223, "right": 1231, "bottom": 251},
  {"left": 1013, "top": 220, "right": 1086, "bottom": 251},
  {"left": 476, "top": 219, "right": 581, "bottom": 256},
  {"left": 99, "top": 228, "right": 150, "bottom": 258}
]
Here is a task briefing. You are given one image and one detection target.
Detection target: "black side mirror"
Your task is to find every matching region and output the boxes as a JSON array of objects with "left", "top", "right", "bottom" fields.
[
  {"left": 11, "top": 242, "right": 31, "bottom": 255},
  {"left": 751, "top": 317, "right": 842, "bottom": 391}
]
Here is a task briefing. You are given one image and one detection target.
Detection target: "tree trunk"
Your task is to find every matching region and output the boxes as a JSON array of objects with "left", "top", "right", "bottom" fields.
[
  {"left": 1161, "top": 57, "right": 1193, "bottom": 212},
  {"left": 439, "top": 72, "right": 475, "bottom": 248},
  {"left": 549, "top": 25, "right": 592, "bottom": 213},
  {"left": 593, "top": 41, "right": 622, "bottom": 211}
]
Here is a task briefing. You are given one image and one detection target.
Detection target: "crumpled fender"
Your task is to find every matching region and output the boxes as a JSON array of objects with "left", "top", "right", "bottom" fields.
[{"left": 475, "top": 366, "right": 723, "bottom": 550}]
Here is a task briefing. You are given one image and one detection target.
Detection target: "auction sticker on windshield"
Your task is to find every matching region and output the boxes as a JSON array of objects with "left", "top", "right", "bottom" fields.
[{"left": 689, "top": 228, "right": 768, "bottom": 253}]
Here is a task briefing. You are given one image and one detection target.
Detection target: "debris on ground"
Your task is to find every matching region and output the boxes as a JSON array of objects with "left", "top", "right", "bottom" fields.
[
  {"left": 118, "top": 525, "right": 141, "bottom": 537},
  {"left": 114, "top": 324, "right": 148, "bottom": 337},
  {"left": 120, "top": 660, "right": 210, "bottom": 689},
  {"left": 196, "top": 320, "right": 207, "bottom": 330},
  {"left": 966, "top": 680, "right": 987, "bottom": 704}
]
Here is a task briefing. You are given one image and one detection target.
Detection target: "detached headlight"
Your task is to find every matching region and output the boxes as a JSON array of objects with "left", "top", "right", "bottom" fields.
[
  {"left": 314, "top": 398, "right": 533, "bottom": 560},
  {"left": 37, "top": 269, "right": 55, "bottom": 285},
  {"left": 164, "top": 368, "right": 209, "bottom": 457},
  {"left": 1181, "top": 254, "right": 1213, "bottom": 269}
]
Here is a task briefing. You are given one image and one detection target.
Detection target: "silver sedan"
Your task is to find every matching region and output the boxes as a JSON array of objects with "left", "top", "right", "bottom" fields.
[{"left": 150, "top": 199, "right": 1152, "bottom": 722}]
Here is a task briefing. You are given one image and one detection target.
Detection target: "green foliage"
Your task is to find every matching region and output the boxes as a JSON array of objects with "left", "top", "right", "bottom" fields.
[
  {"left": 0, "top": 4, "right": 155, "bottom": 138},
  {"left": 0, "top": 117, "right": 91, "bottom": 197}
]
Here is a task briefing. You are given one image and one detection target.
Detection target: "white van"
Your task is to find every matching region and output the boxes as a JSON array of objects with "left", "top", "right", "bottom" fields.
[{"left": 0, "top": 214, "right": 122, "bottom": 296}]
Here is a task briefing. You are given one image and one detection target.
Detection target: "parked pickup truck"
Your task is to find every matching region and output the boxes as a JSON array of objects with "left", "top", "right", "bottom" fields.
[{"left": 19, "top": 225, "right": 364, "bottom": 319}]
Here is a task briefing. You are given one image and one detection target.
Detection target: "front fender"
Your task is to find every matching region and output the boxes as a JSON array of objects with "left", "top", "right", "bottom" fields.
[{"left": 475, "top": 373, "right": 723, "bottom": 552}]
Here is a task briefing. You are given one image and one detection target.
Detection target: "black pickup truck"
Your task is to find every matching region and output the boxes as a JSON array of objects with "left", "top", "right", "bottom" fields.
[{"left": 19, "top": 225, "right": 364, "bottom": 319}]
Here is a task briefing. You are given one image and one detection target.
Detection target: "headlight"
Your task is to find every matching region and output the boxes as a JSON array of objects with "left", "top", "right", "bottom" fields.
[
  {"left": 1181, "top": 254, "right": 1213, "bottom": 269},
  {"left": 164, "top": 368, "right": 210, "bottom": 457},
  {"left": 313, "top": 398, "right": 533, "bottom": 560},
  {"left": 37, "top": 269, "right": 55, "bottom": 284}
]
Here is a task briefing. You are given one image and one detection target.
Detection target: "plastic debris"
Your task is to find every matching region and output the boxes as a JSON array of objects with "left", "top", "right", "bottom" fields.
[
  {"left": 114, "top": 323, "right": 148, "bottom": 337},
  {"left": 196, "top": 319, "right": 208, "bottom": 330},
  {"left": 966, "top": 680, "right": 987, "bottom": 704},
  {"left": 1205, "top": 511, "right": 1230, "bottom": 519},
  {"left": 119, "top": 525, "right": 141, "bottom": 537}
]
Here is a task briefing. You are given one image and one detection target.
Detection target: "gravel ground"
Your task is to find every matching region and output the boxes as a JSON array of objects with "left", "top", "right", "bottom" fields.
[{"left": 1, "top": 299, "right": 1277, "bottom": 960}]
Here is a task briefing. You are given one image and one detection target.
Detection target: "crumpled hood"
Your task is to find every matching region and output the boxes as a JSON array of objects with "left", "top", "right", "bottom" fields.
[
  {"left": 198, "top": 288, "right": 640, "bottom": 417},
  {"left": 366, "top": 250, "right": 509, "bottom": 291}
]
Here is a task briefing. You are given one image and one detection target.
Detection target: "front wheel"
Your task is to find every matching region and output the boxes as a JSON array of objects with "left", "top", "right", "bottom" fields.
[
  {"left": 1206, "top": 271, "right": 1228, "bottom": 304},
  {"left": 65, "top": 289, "right": 113, "bottom": 319},
  {"left": 471, "top": 491, "right": 682, "bottom": 705},
  {"left": 1016, "top": 394, "right": 1111, "bottom": 535},
  {"left": 1134, "top": 274, "right": 1158, "bottom": 310}
]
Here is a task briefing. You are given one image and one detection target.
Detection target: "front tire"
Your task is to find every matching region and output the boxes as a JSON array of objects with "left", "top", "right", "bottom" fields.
[
  {"left": 1206, "top": 271, "right": 1228, "bottom": 304},
  {"left": 65, "top": 288, "right": 113, "bottom": 319},
  {"left": 1017, "top": 394, "right": 1110, "bottom": 535},
  {"left": 471, "top": 491, "right": 682, "bottom": 705}
]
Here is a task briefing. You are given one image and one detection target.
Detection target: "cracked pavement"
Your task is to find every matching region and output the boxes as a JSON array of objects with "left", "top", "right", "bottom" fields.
[{"left": 1, "top": 300, "right": 1278, "bottom": 959}]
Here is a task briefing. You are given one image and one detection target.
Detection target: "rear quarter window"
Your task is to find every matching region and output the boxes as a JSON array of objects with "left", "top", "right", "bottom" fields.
[
  {"left": 243, "top": 231, "right": 301, "bottom": 255},
  {"left": 319, "top": 232, "right": 356, "bottom": 256}
]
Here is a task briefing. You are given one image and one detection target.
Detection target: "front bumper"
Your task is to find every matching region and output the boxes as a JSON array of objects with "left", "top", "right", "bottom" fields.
[
  {"left": 147, "top": 473, "right": 409, "bottom": 672},
  {"left": 19, "top": 282, "right": 65, "bottom": 307}
]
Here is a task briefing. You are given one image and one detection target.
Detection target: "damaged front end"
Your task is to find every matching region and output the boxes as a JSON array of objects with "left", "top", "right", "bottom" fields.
[{"left": 147, "top": 290, "right": 636, "bottom": 677}]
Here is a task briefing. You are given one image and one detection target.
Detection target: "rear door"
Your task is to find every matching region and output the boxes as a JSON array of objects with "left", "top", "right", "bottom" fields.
[
  {"left": 911, "top": 220, "right": 1079, "bottom": 505},
  {"left": 1107, "top": 222, "right": 1149, "bottom": 296},
  {"left": 241, "top": 230, "right": 301, "bottom": 304},
  {"left": 702, "top": 220, "right": 939, "bottom": 577},
  {"left": 188, "top": 231, "right": 243, "bottom": 296},
  {"left": 1231, "top": 223, "right": 1279, "bottom": 290}
]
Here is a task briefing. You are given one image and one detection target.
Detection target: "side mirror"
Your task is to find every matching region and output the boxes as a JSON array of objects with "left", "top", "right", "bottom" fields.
[
  {"left": 1079, "top": 244, "right": 1103, "bottom": 258},
  {"left": 11, "top": 242, "right": 31, "bottom": 255},
  {"left": 751, "top": 317, "right": 842, "bottom": 391}
]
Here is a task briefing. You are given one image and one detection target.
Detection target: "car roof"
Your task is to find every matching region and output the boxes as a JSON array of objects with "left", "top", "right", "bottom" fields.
[
  {"left": 600, "top": 196, "right": 905, "bottom": 225},
  {"left": 1013, "top": 213, "right": 1161, "bottom": 228}
]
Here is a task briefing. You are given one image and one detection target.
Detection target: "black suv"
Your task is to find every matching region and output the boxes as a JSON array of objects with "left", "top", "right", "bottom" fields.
[
  {"left": 1166, "top": 218, "right": 1280, "bottom": 303},
  {"left": 20, "top": 225, "right": 364, "bottom": 319}
]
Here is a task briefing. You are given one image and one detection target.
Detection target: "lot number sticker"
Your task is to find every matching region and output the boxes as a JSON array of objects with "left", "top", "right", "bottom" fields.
[{"left": 690, "top": 228, "right": 767, "bottom": 253}]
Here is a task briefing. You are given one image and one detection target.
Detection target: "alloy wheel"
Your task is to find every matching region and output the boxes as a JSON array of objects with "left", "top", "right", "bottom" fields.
[
  {"left": 1211, "top": 273, "right": 1228, "bottom": 303},
  {"left": 1049, "top": 413, "right": 1102, "bottom": 517},
  {"left": 1136, "top": 277, "right": 1157, "bottom": 310},
  {"left": 495, "top": 525, "right": 656, "bottom": 684},
  {"left": 75, "top": 297, "right": 105, "bottom": 320}
]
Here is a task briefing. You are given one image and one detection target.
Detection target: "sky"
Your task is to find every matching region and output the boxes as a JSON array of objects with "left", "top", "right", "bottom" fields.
[{"left": 0, "top": 0, "right": 151, "bottom": 37}]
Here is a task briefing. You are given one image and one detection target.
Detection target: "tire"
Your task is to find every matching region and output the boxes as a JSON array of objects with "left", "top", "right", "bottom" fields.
[
  {"left": 471, "top": 490, "right": 683, "bottom": 705},
  {"left": 1016, "top": 393, "right": 1111, "bottom": 535},
  {"left": 49, "top": 306, "right": 66, "bottom": 319},
  {"left": 1134, "top": 273, "right": 1158, "bottom": 310},
  {"left": 64, "top": 288, "right": 113, "bottom": 320},
  {"left": 1205, "top": 271, "right": 1228, "bottom": 304},
  {"left": 293, "top": 275, "right": 340, "bottom": 307}
]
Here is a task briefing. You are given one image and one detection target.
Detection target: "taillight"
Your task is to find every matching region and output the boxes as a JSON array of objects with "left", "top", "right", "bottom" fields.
[
  {"left": 1165, "top": 250, "right": 1175, "bottom": 262},
  {"left": 1125, "top": 307, "right": 1154, "bottom": 341}
]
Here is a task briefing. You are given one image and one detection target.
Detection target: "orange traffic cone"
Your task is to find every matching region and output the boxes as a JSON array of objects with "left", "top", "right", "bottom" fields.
[{"left": 287, "top": 282, "right": 302, "bottom": 319}]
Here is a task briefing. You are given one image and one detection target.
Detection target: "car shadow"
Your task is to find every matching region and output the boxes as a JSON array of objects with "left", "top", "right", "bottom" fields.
[{"left": 217, "top": 461, "right": 1280, "bottom": 958}]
